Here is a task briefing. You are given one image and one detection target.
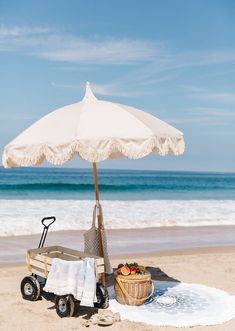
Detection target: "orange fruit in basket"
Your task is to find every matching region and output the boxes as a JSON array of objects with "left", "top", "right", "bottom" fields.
[{"left": 120, "top": 265, "right": 130, "bottom": 276}]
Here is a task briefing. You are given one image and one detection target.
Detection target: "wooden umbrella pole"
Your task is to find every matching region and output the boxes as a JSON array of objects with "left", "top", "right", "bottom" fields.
[
  {"left": 92, "top": 162, "right": 100, "bottom": 202},
  {"left": 92, "top": 163, "right": 105, "bottom": 284}
]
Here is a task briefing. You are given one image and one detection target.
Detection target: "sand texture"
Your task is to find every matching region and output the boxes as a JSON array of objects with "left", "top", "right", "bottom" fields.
[{"left": 0, "top": 245, "right": 235, "bottom": 331}]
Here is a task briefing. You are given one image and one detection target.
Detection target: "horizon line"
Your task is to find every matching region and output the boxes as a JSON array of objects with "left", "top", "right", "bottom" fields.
[{"left": 0, "top": 166, "right": 234, "bottom": 175}]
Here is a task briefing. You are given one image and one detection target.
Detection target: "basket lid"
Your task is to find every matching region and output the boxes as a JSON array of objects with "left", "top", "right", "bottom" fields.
[{"left": 115, "top": 270, "right": 151, "bottom": 281}]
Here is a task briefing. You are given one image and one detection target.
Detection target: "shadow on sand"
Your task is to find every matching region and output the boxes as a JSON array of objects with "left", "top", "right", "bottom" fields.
[{"left": 40, "top": 266, "right": 180, "bottom": 319}]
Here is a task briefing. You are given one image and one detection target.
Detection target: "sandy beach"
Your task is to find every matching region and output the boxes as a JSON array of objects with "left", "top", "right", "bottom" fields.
[{"left": 0, "top": 227, "right": 235, "bottom": 331}]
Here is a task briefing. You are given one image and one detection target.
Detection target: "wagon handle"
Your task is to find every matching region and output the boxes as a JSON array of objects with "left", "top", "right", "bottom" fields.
[
  {"left": 41, "top": 216, "right": 56, "bottom": 229},
  {"left": 38, "top": 216, "right": 56, "bottom": 248}
]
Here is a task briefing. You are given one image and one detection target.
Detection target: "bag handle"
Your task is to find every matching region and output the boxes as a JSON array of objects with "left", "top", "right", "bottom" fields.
[
  {"left": 92, "top": 203, "right": 104, "bottom": 230},
  {"left": 98, "top": 203, "right": 104, "bottom": 230},
  {"left": 116, "top": 277, "right": 155, "bottom": 303},
  {"left": 92, "top": 204, "right": 97, "bottom": 228}
]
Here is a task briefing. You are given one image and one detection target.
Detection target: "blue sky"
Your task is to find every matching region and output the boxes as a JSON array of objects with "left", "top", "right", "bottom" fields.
[{"left": 0, "top": 0, "right": 235, "bottom": 171}]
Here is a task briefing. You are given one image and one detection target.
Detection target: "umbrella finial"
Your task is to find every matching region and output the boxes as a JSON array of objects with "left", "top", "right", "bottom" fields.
[{"left": 83, "top": 81, "right": 97, "bottom": 102}]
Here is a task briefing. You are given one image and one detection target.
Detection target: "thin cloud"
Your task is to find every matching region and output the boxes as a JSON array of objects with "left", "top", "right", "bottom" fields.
[
  {"left": 190, "top": 106, "right": 235, "bottom": 117},
  {"left": 174, "top": 50, "right": 235, "bottom": 69},
  {"left": 91, "top": 83, "right": 152, "bottom": 97},
  {"left": 2, "top": 24, "right": 234, "bottom": 68},
  {"left": 51, "top": 81, "right": 155, "bottom": 98},
  {"left": 0, "top": 24, "right": 161, "bottom": 65},
  {"left": 120, "top": 50, "right": 235, "bottom": 84},
  {"left": 195, "top": 92, "right": 235, "bottom": 103},
  {"left": 0, "top": 25, "right": 51, "bottom": 37},
  {"left": 51, "top": 81, "right": 82, "bottom": 89},
  {"left": 164, "top": 105, "right": 235, "bottom": 126},
  {"left": 53, "top": 66, "right": 98, "bottom": 72},
  {"left": 96, "top": 50, "right": 235, "bottom": 97},
  {"left": 164, "top": 116, "right": 222, "bottom": 126},
  {"left": 187, "top": 87, "right": 235, "bottom": 104},
  {"left": 38, "top": 39, "right": 159, "bottom": 64},
  {"left": 135, "top": 74, "right": 177, "bottom": 87}
]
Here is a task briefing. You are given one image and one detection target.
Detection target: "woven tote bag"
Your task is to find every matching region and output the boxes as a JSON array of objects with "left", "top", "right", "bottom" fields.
[{"left": 84, "top": 203, "right": 112, "bottom": 274}]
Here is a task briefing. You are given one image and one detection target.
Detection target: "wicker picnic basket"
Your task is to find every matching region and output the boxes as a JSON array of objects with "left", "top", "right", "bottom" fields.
[{"left": 114, "top": 271, "right": 153, "bottom": 306}]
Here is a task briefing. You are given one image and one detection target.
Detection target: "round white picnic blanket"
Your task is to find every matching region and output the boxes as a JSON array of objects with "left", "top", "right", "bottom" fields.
[{"left": 108, "top": 281, "right": 235, "bottom": 327}]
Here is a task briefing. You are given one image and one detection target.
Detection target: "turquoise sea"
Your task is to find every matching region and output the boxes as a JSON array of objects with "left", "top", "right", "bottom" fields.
[{"left": 0, "top": 168, "right": 235, "bottom": 200}]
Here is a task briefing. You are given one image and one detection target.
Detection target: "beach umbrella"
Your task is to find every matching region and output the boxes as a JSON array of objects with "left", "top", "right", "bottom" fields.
[{"left": 2, "top": 82, "right": 185, "bottom": 266}]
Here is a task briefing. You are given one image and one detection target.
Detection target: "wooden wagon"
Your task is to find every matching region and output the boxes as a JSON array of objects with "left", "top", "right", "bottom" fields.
[{"left": 21, "top": 245, "right": 108, "bottom": 317}]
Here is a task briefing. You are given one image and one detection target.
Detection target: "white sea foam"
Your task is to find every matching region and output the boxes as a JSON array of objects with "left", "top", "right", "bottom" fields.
[{"left": 0, "top": 199, "right": 235, "bottom": 236}]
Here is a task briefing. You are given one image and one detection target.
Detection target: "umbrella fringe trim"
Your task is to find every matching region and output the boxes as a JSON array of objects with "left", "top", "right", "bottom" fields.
[{"left": 3, "top": 136, "right": 185, "bottom": 167}]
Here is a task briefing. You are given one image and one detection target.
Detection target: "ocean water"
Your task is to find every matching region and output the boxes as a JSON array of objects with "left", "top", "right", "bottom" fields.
[{"left": 0, "top": 167, "right": 234, "bottom": 236}]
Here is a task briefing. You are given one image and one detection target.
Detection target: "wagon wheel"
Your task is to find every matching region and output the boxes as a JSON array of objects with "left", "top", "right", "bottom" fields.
[
  {"left": 55, "top": 295, "right": 75, "bottom": 318},
  {"left": 20, "top": 276, "right": 41, "bottom": 301},
  {"left": 94, "top": 283, "right": 109, "bottom": 309}
]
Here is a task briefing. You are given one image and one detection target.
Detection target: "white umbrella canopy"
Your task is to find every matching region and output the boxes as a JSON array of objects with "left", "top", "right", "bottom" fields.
[{"left": 2, "top": 82, "right": 184, "bottom": 167}]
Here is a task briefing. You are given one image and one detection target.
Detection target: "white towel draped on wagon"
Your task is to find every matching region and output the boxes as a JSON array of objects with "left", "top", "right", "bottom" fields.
[{"left": 43, "top": 257, "right": 97, "bottom": 306}]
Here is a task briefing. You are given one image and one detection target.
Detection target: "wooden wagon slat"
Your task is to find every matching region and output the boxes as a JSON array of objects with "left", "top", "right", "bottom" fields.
[
  {"left": 26, "top": 245, "right": 105, "bottom": 279},
  {"left": 28, "top": 245, "right": 59, "bottom": 255},
  {"left": 28, "top": 258, "right": 51, "bottom": 272},
  {"left": 56, "top": 246, "right": 104, "bottom": 263},
  {"left": 28, "top": 246, "right": 104, "bottom": 266},
  {"left": 34, "top": 254, "right": 52, "bottom": 264},
  {"left": 29, "top": 256, "right": 104, "bottom": 273},
  {"left": 33, "top": 251, "right": 104, "bottom": 267},
  {"left": 31, "top": 266, "right": 47, "bottom": 279}
]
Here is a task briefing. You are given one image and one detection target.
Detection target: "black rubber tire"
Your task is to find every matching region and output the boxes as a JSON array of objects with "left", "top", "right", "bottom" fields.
[
  {"left": 55, "top": 295, "right": 75, "bottom": 318},
  {"left": 20, "top": 276, "right": 41, "bottom": 301},
  {"left": 94, "top": 283, "right": 109, "bottom": 309}
]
